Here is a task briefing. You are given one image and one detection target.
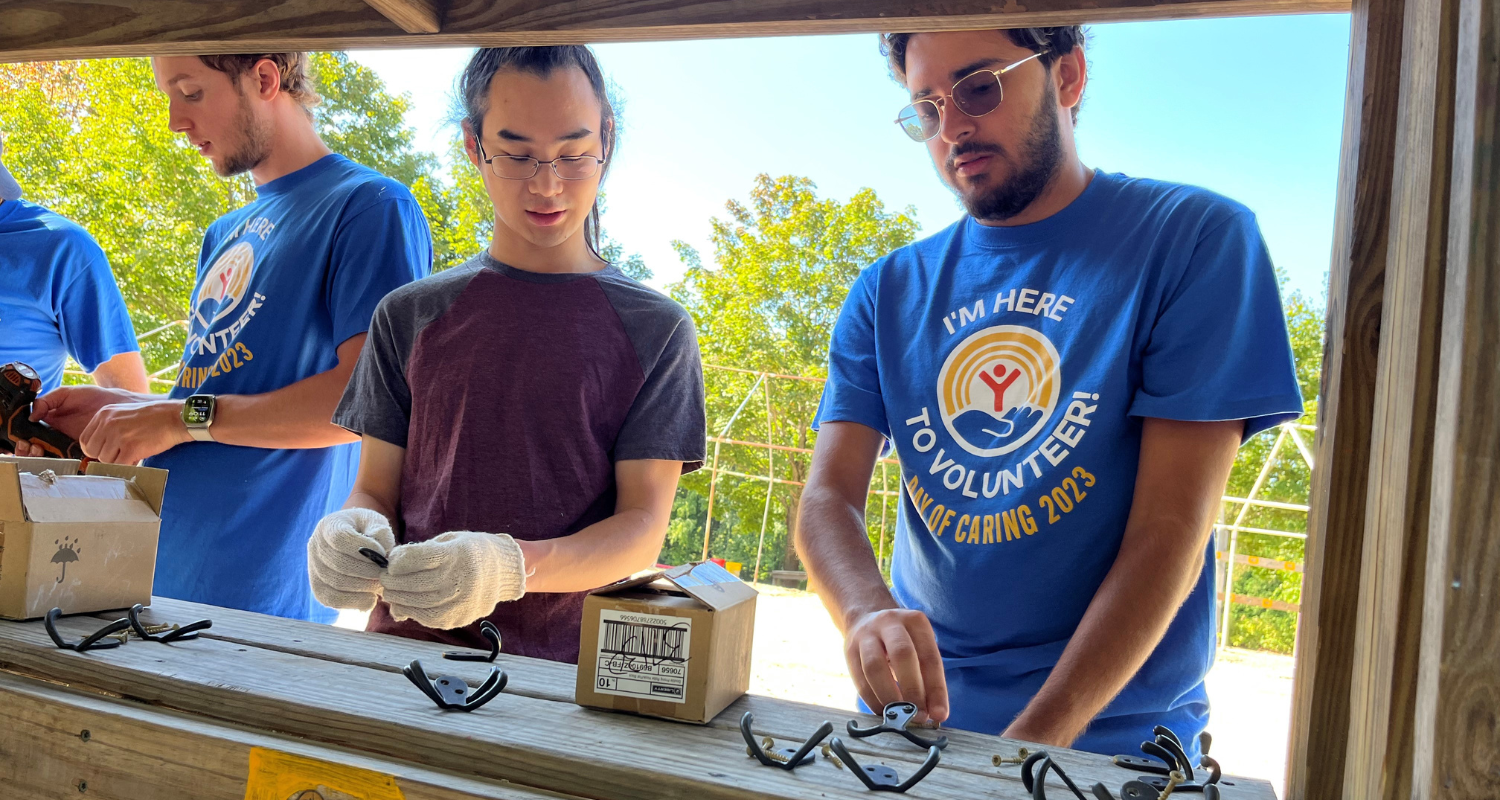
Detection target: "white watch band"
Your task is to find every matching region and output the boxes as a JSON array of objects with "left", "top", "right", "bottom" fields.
[{"left": 186, "top": 424, "right": 214, "bottom": 442}]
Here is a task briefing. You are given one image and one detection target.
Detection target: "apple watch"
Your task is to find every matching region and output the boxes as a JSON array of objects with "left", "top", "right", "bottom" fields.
[{"left": 183, "top": 394, "right": 216, "bottom": 442}]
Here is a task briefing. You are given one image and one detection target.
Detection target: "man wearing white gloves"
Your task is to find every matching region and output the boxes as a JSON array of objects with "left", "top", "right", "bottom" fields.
[{"left": 305, "top": 45, "right": 706, "bottom": 659}]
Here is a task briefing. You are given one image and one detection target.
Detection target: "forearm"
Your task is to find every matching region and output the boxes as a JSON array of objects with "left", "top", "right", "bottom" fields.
[
  {"left": 90, "top": 352, "right": 150, "bottom": 393},
  {"left": 798, "top": 483, "right": 898, "bottom": 633},
  {"left": 208, "top": 367, "right": 360, "bottom": 449},
  {"left": 518, "top": 509, "right": 666, "bottom": 594},
  {"left": 1008, "top": 524, "right": 1208, "bottom": 743},
  {"left": 344, "top": 489, "right": 397, "bottom": 521}
]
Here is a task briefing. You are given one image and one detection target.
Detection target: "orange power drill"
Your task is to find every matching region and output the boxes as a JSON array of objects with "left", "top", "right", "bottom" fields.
[{"left": 0, "top": 362, "right": 88, "bottom": 461}]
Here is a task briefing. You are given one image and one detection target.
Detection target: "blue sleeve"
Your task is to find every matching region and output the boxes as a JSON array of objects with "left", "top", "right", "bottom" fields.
[
  {"left": 53, "top": 234, "right": 139, "bottom": 372},
  {"left": 813, "top": 266, "right": 891, "bottom": 438},
  {"left": 326, "top": 193, "right": 432, "bottom": 345},
  {"left": 1127, "top": 209, "right": 1304, "bottom": 440}
]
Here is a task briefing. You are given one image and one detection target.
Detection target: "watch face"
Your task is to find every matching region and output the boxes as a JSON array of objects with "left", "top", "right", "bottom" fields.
[{"left": 184, "top": 396, "right": 213, "bottom": 425}]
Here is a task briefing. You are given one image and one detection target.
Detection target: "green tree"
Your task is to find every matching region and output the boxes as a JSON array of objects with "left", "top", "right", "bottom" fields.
[
  {"left": 668, "top": 174, "right": 918, "bottom": 579},
  {"left": 1220, "top": 288, "right": 1324, "bottom": 653},
  {"left": 0, "top": 54, "right": 469, "bottom": 384}
]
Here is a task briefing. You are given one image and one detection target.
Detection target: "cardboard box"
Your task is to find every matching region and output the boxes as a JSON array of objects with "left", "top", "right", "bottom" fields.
[
  {"left": 576, "top": 561, "right": 757, "bottom": 724},
  {"left": 0, "top": 456, "right": 167, "bottom": 620}
]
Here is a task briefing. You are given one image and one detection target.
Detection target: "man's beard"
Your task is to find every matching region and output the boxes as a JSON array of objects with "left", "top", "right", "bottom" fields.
[
  {"left": 215, "top": 93, "right": 273, "bottom": 177},
  {"left": 946, "top": 82, "right": 1063, "bottom": 223}
]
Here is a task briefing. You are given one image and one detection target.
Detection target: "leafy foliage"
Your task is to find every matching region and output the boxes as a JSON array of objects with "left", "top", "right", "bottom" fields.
[{"left": 664, "top": 175, "right": 919, "bottom": 578}]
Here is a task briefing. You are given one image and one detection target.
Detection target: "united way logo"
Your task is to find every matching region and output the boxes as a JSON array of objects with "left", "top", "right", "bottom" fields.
[
  {"left": 192, "top": 241, "right": 256, "bottom": 332},
  {"left": 936, "top": 325, "right": 1061, "bottom": 457}
]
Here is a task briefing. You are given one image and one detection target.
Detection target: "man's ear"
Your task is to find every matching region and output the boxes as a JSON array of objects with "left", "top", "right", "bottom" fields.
[
  {"left": 462, "top": 120, "right": 481, "bottom": 168},
  {"left": 1054, "top": 47, "right": 1087, "bottom": 116},
  {"left": 251, "top": 58, "right": 282, "bottom": 102}
]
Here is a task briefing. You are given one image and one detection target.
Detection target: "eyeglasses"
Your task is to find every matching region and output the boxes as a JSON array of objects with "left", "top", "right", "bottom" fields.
[
  {"left": 476, "top": 141, "right": 605, "bottom": 181},
  {"left": 894, "top": 51, "right": 1048, "bottom": 142}
]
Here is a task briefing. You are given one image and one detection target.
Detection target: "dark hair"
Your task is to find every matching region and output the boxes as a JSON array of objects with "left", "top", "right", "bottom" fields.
[
  {"left": 880, "top": 27, "right": 1086, "bottom": 123},
  {"left": 457, "top": 46, "right": 618, "bottom": 259},
  {"left": 197, "top": 53, "right": 320, "bottom": 110}
]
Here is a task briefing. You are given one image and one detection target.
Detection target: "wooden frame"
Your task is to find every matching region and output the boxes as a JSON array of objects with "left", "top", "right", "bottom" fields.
[{"left": 2, "top": 1, "right": 1494, "bottom": 797}]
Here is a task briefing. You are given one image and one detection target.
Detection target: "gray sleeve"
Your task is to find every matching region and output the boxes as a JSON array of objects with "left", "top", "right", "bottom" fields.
[
  {"left": 332, "top": 262, "right": 479, "bottom": 447},
  {"left": 332, "top": 292, "right": 414, "bottom": 447},
  {"left": 601, "top": 277, "right": 708, "bottom": 471}
]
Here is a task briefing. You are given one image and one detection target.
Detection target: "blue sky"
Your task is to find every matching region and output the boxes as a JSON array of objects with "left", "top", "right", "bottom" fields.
[{"left": 350, "top": 14, "right": 1350, "bottom": 301}]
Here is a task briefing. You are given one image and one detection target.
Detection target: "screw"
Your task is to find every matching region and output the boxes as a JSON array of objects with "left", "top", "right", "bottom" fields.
[
  {"left": 78, "top": 730, "right": 90, "bottom": 742},
  {"left": 141, "top": 623, "right": 176, "bottom": 635},
  {"left": 821, "top": 742, "right": 844, "bottom": 769},
  {"left": 992, "top": 747, "right": 1031, "bottom": 766},
  {"left": 1160, "top": 769, "right": 1185, "bottom": 798},
  {"left": 105, "top": 630, "right": 130, "bottom": 644}
]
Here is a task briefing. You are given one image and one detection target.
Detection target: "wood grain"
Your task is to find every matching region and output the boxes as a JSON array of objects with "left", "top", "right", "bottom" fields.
[
  {"left": 105, "top": 598, "right": 1277, "bottom": 796},
  {"left": 0, "top": 0, "right": 1351, "bottom": 63},
  {"left": 364, "top": 0, "right": 441, "bottom": 33},
  {"left": 0, "top": 611, "right": 1277, "bottom": 800},
  {"left": 1284, "top": 0, "right": 1405, "bottom": 792},
  {"left": 1411, "top": 0, "right": 1500, "bottom": 792},
  {"left": 1340, "top": 0, "right": 1457, "bottom": 790},
  {"left": 0, "top": 671, "right": 578, "bottom": 800}
]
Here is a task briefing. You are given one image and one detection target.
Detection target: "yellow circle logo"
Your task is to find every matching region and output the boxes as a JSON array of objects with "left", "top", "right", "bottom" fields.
[
  {"left": 936, "top": 325, "right": 1061, "bottom": 457},
  {"left": 193, "top": 241, "right": 256, "bottom": 332}
]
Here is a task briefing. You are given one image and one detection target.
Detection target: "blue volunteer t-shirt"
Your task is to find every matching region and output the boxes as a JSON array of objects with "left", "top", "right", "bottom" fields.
[
  {"left": 816, "top": 171, "right": 1303, "bottom": 759},
  {"left": 145, "top": 154, "right": 431, "bottom": 622},
  {"left": 0, "top": 199, "right": 139, "bottom": 393}
]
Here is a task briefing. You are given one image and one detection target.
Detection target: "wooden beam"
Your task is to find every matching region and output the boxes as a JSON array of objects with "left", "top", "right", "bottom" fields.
[
  {"left": 1412, "top": 0, "right": 1500, "bottom": 791},
  {"left": 1340, "top": 0, "right": 1457, "bottom": 787},
  {"left": 1285, "top": 0, "right": 1405, "bottom": 791},
  {"left": 0, "top": 0, "right": 1351, "bottom": 63},
  {"left": 0, "top": 672, "right": 574, "bottom": 800},
  {"left": 364, "top": 0, "right": 441, "bottom": 34},
  {"left": 108, "top": 598, "right": 1278, "bottom": 797}
]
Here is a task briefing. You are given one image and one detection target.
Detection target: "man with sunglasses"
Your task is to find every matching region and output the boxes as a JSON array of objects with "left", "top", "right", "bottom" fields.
[{"left": 799, "top": 27, "right": 1302, "bottom": 759}]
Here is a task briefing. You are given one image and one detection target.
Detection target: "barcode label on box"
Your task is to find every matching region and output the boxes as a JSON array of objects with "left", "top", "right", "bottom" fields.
[{"left": 593, "top": 609, "right": 692, "bottom": 704}]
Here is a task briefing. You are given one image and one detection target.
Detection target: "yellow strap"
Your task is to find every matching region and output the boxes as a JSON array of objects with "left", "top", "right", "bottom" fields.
[{"left": 245, "top": 747, "right": 406, "bottom": 800}]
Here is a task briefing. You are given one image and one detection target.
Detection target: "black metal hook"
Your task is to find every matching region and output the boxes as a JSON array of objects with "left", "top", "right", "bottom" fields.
[
  {"left": 402, "top": 660, "right": 506, "bottom": 712},
  {"left": 739, "top": 712, "right": 831, "bottom": 770},
  {"left": 127, "top": 604, "right": 213, "bottom": 643},
  {"left": 828, "top": 736, "right": 940, "bottom": 793},
  {"left": 845, "top": 701, "right": 949, "bottom": 749},
  {"left": 44, "top": 608, "right": 129, "bottom": 653},
  {"left": 1020, "top": 751, "right": 1120, "bottom": 800},
  {"left": 443, "top": 620, "right": 501, "bottom": 662},
  {"left": 358, "top": 547, "right": 388, "bottom": 568},
  {"left": 1112, "top": 725, "right": 1227, "bottom": 794}
]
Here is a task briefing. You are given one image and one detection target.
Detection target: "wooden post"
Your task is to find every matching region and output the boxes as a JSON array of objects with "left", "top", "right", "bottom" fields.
[
  {"left": 1285, "top": 0, "right": 1406, "bottom": 790},
  {"left": 1411, "top": 0, "right": 1500, "bottom": 791}
]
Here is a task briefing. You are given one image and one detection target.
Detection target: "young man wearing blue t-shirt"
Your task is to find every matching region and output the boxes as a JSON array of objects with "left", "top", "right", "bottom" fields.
[
  {"left": 798, "top": 28, "right": 1303, "bottom": 759},
  {"left": 0, "top": 135, "right": 148, "bottom": 394},
  {"left": 20, "top": 54, "right": 431, "bottom": 621}
]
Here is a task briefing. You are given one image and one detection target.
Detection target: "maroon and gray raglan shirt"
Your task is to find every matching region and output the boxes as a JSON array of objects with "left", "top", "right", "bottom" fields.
[{"left": 333, "top": 253, "right": 706, "bottom": 662}]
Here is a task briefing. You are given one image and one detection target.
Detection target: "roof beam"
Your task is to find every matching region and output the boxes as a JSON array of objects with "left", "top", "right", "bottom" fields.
[
  {"left": 0, "top": 0, "right": 1349, "bottom": 63},
  {"left": 363, "top": 0, "right": 440, "bottom": 34}
]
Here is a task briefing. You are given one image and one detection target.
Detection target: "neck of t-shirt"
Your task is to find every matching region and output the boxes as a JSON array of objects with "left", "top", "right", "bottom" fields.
[
  {"left": 254, "top": 154, "right": 344, "bottom": 199},
  {"left": 962, "top": 168, "right": 1113, "bottom": 249}
]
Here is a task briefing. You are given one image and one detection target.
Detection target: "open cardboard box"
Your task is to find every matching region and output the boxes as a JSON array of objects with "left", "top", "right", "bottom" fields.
[
  {"left": 576, "top": 561, "right": 757, "bottom": 723},
  {"left": 0, "top": 455, "right": 167, "bottom": 620}
]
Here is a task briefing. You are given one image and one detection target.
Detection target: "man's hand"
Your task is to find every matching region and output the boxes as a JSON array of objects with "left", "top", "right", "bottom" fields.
[
  {"left": 380, "top": 531, "right": 526, "bottom": 630},
  {"left": 307, "top": 508, "right": 396, "bottom": 611},
  {"left": 11, "top": 385, "right": 143, "bottom": 457},
  {"left": 845, "top": 606, "right": 950, "bottom": 724},
  {"left": 77, "top": 399, "right": 190, "bottom": 464},
  {"left": 798, "top": 421, "right": 952, "bottom": 725}
]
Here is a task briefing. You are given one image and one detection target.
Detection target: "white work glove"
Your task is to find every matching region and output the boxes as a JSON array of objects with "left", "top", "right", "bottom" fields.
[
  {"left": 307, "top": 508, "right": 397, "bottom": 612},
  {"left": 379, "top": 530, "right": 526, "bottom": 630}
]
